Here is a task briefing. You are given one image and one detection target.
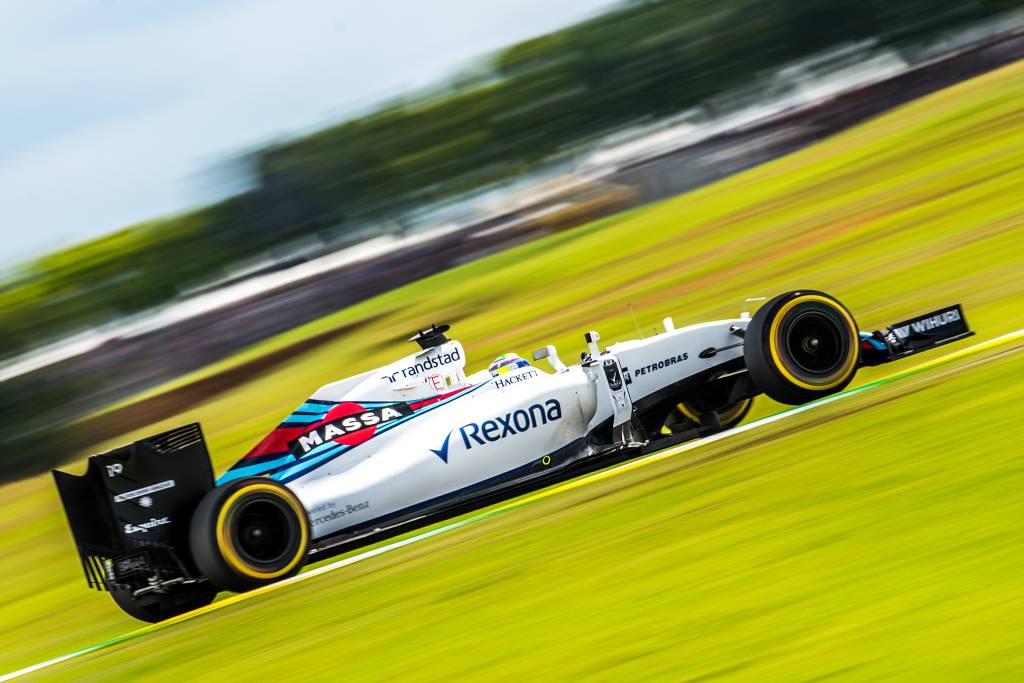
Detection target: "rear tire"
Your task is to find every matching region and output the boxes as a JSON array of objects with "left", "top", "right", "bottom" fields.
[
  {"left": 189, "top": 478, "right": 310, "bottom": 593},
  {"left": 745, "top": 290, "right": 859, "bottom": 405}
]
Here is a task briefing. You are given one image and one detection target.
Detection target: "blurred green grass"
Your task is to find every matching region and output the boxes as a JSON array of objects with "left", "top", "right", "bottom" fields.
[
  {"left": 38, "top": 342, "right": 1024, "bottom": 682},
  {"left": 2, "top": 61, "right": 1024, "bottom": 679}
]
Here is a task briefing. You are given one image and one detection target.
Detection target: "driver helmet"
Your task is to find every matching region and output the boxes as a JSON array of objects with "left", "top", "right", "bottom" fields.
[{"left": 488, "top": 352, "right": 531, "bottom": 377}]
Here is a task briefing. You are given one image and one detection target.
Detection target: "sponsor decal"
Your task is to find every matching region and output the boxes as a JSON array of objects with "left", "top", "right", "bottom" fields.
[
  {"left": 123, "top": 517, "right": 170, "bottom": 534},
  {"left": 460, "top": 399, "right": 562, "bottom": 449},
  {"left": 105, "top": 463, "right": 123, "bottom": 478},
  {"left": 113, "top": 479, "right": 176, "bottom": 503},
  {"left": 310, "top": 508, "right": 346, "bottom": 526},
  {"left": 114, "top": 555, "right": 149, "bottom": 576},
  {"left": 430, "top": 432, "right": 454, "bottom": 463},
  {"left": 290, "top": 404, "right": 412, "bottom": 456},
  {"left": 426, "top": 373, "right": 446, "bottom": 391},
  {"left": 629, "top": 353, "right": 689, "bottom": 379},
  {"left": 309, "top": 501, "right": 370, "bottom": 527},
  {"left": 139, "top": 496, "right": 153, "bottom": 508},
  {"left": 382, "top": 347, "right": 462, "bottom": 384},
  {"left": 493, "top": 369, "right": 539, "bottom": 390},
  {"left": 603, "top": 360, "right": 623, "bottom": 391},
  {"left": 891, "top": 308, "right": 962, "bottom": 340},
  {"left": 431, "top": 399, "right": 563, "bottom": 462}
]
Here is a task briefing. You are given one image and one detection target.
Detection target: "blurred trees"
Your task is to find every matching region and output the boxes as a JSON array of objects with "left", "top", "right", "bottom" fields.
[
  {"left": 2, "top": 0, "right": 1021, "bottom": 361},
  {"left": 0, "top": 374, "right": 82, "bottom": 479}
]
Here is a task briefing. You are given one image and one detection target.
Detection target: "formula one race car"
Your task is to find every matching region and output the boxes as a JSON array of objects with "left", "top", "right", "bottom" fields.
[{"left": 54, "top": 290, "right": 972, "bottom": 621}]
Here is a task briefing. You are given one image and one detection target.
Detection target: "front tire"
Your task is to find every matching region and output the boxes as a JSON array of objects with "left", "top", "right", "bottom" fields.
[
  {"left": 744, "top": 290, "right": 859, "bottom": 405},
  {"left": 189, "top": 478, "right": 310, "bottom": 593}
]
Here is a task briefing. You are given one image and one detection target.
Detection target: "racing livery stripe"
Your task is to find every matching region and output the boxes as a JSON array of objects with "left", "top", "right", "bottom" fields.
[
  {"left": 273, "top": 382, "right": 490, "bottom": 483},
  {"left": 281, "top": 412, "right": 330, "bottom": 422},
  {"left": 282, "top": 386, "right": 475, "bottom": 463},
  {"left": 292, "top": 401, "right": 336, "bottom": 412},
  {"left": 407, "top": 385, "right": 474, "bottom": 410},
  {"left": 240, "top": 402, "right": 403, "bottom": 462},
  {"left": 226, "top": 450, "right": 292, "bottom": 469},
  {"left": 268, "top": 443, "right": 348, "bottom": 481},
  {"left": 235, "top": 387, "right": 479, "bottom": 468},
  {"left": 217, "top": 455, "right": 296, "bottom": 483},
  {"left": 229, "top": 384, "right": 482, "bottom": 478}
]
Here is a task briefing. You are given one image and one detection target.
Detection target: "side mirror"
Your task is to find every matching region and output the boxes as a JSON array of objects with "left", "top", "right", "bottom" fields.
[{"left": 532, "top": 345, "right": 567, "bottom": 372}]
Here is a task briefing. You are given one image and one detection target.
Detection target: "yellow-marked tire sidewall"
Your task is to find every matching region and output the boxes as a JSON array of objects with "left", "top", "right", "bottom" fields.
[
  {"left": 674, "top": 398, "right": 753, "bottom": 429},
  {"left": 767, "top": 294, "right": 859, "bottom": 391},
  {"left": 216, "top": 483, "right": 308, "bottom": 581},
  {"left": 190, "top": 477, "right": 310, "bottom": 592},
  {"left": 676, "top": 402, "right": 702, "bottom": 424},
  {"left": 716, "top": 398, "right": 753, "bottom": 426},
  {"left": 744, "top": 290, "right": 860, "bottom": 405}
]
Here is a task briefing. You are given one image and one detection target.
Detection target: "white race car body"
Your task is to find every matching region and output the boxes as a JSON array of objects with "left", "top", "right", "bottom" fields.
[{"left": 219, "top": 317, "right": 749, "bottom": 542}]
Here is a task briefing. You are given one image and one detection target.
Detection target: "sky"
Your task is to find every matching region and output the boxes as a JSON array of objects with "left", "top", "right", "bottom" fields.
[{"left": 0, "top": 0, "right": 614, "bottom": 265}]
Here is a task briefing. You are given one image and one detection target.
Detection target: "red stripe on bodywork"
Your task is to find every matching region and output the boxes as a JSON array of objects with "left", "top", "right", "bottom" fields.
[
  {"left": 242, "top": 385, "right": 475, "bottom": 462},
  {"left": 408, "top": 385, "right": 473, "bottom": 411}
]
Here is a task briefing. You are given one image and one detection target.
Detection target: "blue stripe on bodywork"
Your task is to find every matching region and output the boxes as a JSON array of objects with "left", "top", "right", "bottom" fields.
[
  {"left": 859, "top": 332, "right": 887, "bottom": 350},
  {"left": 217, "top": 454, "right": 296, "bottom": 484},
  {"left": 284, "top": 400, "right": 409, "bottom": 425},
  {"left": 280, "top": 416, "right": 328, "bottom": 427},
  {"left": 295, "top": 401, "right": 335, "bottom": 412},
  {"left": 271, "top": 443, "right": 350, "bottom": 481},
  {"left": 289, "top": 410, "right": 329, "bottom": 418}
]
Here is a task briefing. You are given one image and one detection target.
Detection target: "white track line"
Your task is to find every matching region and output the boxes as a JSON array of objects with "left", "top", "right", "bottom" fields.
[{"left": 3, "top": 327, "right": 1023, "bottom": 682}]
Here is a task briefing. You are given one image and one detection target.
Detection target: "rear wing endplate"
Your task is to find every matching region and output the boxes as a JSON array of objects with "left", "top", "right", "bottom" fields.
[{"left": 52, "top": 423, "right": 215, "bottom": 590}]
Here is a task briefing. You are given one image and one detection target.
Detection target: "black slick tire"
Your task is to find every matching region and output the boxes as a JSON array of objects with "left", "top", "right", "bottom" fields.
[
  {"left": 744, "top": 290, "right": 859, "bottom": 405},
  {"left": 189, "top": 477, "right": 310, "bottom": 593}
]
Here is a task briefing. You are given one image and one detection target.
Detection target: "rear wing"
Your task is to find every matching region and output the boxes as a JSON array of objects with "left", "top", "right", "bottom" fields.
[
  {"left": 52, "top": 423, "right": 215, "bottom": 591},
  {"left": 860, "top": 303, "right": 973, "bottom": 366}
]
